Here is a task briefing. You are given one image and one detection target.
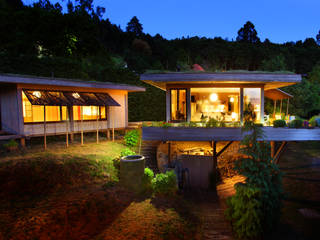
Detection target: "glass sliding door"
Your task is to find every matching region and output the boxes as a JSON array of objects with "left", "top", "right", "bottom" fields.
[
  {"left": 170, "top": 89, "right": 186, "bottom": 121},
  {"left": 243, "top": 88, "right": 261, "bottom": 122}
]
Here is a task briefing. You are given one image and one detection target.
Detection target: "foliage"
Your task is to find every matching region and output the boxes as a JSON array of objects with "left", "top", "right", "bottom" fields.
[
  {"left": 206, "top": 117, "right": 219, "bottom": 127},
  {"left": 236, "top": 21, "right": 260, "bottom": 44},
  {"left": 225, "top": 183, "right": 262, "bottom": 239},
  {"left": 309, "top": 115, "right": 320, "bottom": 127},
  {"left": 126, "top": 16, "right": 143, "bottom": 37},
  {"left": 120, "top": 148, "right": 136, "bottom": 157},
  {"left": 273, "top": 119, "right": 287, "bottom": 128},
  {"left": 142, "top": 167, "right": 154, "bottom": 192},
  {"left": 288, "top": 119, "right": 303, "bottom": 128},
  {"left": 243, "top": 103, "right": 256, "bottom": 122},
  {"left": 3, "top": 139, "right": 18, "bottom": 148},
  {"left": 226, "top": 116, "right": 283, "bottom": 238},
  {"left": 124, "top": 130, "right": 140, "bottom": 147},
  {"left": 151, "top": 170, "right": 177, "bottom": 196},
  {"left": 261, "top": 55, "right": 287, "bottom": 72}
]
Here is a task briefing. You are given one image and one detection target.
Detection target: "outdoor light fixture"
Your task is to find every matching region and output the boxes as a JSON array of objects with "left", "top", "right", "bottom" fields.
[
  {"left": 210, "top": 93, "right": 218, "bottom": 102},
  {"left": 72, "top": 92, "right": 80, "bottom": 99},
  {"left": 32, "top": 91, "right": 41, "bottom": 98}
]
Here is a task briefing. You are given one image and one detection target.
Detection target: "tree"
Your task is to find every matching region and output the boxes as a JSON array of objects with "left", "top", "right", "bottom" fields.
[
  {"left": 316, "top": 30, "right": 320, "bottom": 45},
  {"left": 126, "top": 16, "right": 143, "bottom": 37},
  {"left": 236, "top": 21, "right": 260, "bottom": 44},
  {"left": 0, "top": 0, "right": 23, "bottom": 9},
  {"left": 261, "top": 55, "right": 287, "bottom": 72}
]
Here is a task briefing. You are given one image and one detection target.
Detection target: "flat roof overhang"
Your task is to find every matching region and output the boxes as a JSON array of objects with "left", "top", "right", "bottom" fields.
[
  {"left": 0, "top": 74, "right": 145, "bottom": 92},
  {"left": 141, "top": 72, "right": 302, "bottom": 90}
]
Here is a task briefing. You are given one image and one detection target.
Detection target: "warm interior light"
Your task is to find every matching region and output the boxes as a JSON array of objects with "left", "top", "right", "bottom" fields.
[
  {"left": 231, "top": 112, "right": 237, "bottom": 120},
  {"left": 210, "top": 93, "right": 218, "bottom": 102},
  {"left": 72, "top": 93, "right": 80, "bottom": 99},
  {"left": 230, "top": 97, "right": 234, "bottom": 103},
  {"left": 32, "top": 91, "right": 41, "bottom": 98}
]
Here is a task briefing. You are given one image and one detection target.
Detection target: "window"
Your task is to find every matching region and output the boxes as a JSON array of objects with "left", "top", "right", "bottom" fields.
[
  {"left": 171, "top": 89, "right": 186, "bottom": 121},
  {"left": 22, "top": 92, "right": 67, "bottom": 123},
  {"left": 244, "top": 88, "right": 261, "bottom": 122},
  {"left": 73, "top": 106, "right": 106, "bottom": 120},
  {"left": 190, "top": 88, "right": 240, "bottom": 122}
]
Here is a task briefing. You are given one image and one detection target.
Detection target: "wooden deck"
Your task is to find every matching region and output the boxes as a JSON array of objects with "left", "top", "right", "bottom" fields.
[{"left": 142, "top": 127, "right": 320, "bottom": 142}]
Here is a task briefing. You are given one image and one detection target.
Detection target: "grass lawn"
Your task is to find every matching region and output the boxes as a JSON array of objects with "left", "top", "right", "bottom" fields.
[{"left": 0, "top": 135, "right": 199, "bottom": 240}]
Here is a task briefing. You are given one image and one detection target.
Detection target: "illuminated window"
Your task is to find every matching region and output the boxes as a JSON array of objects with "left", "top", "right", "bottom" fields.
[
  {"left": 244, "top": 88, "right": 261, "bottom": 122},
  {"left": 171, "top": 89, "right": 186, "bottom": 121},
  {"left": 22, "top": 92, "right": 67, "bottom": 123},
  {"left": 73, "top": 106, "right": 106, "bottom": 120}
]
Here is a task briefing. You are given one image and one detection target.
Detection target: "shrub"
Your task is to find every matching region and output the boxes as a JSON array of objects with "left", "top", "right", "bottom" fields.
[
  {"left": 273, "top": 119, "right": 286, "bottom": 128},
  {"left": 309, "top": 115, "right": 320, "bottom": 127},
  {"left": 225, "top": 183, "right": 262, "bottom": 239},
  {"left": 3, "top": 139, "right": 18, "bottom": 148},
  {"left": 142, "top": 168, "right": 154, "bottom": 192},
  {"left": 124, "top": 130, "right": 140, "bottom": 147},
  {"left": 151, "top": 170, "right": 177, "bottom": 196},
  {"left": 288, "top": 119, "right": 303, "bottom": 128},
  {"left": 120, "top": 148, "right": 136, "bottom": 157},
  {"left": 206, "top": 117, "right": 219, "bottom": 127}
]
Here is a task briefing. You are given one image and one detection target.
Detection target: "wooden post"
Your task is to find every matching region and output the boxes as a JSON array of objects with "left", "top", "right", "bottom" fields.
[
  {"left": 240, "top": 88, "right": 244, "bottom": 125},
  {"left": 186, "top": 88, "right": 191, "bottom": 122},
  {"left": 44, "top": 105, "right": 47, "bottom": 150},
  {"left": 280, "top": 99, "right": 283, "bottom": 115},
  {"left": 270, "top": 141, "right": 275, "bottom": 158},
  {"left": 96, "top": 106, "right": 99, "bottom": 144},
  {"left": 260, "top": 86, "right": 264, "bottom": 124},
  {"left": 212, "top": 141, "right": 217, "bottom": 171},
  {"left": 273, "top": 100, "right": 277, "bottom": 118},
  {"left": 166, "top": 88, "right": 171, "bottom": 122},
  {"left": 112, "top": 107, "right": 115, "bottom": 142},
  {"left": 66, "top": 113, "right": 69, "bottom": 148},
  {"left": 286, "top": 98, "right": 290, "bottom": 119},
  {"left": 20, "top": 138, "right": 26, "bottom": 148},
  {"left": 168, "top": 141, "right": 171, "bottom": 165},
  {"left": 81, "top": 106, "right": 83, "bottom": 145}
]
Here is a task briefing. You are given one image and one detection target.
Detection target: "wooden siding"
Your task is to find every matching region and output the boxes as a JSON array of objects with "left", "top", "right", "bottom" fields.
[{"left": 142, "top": 127, "right": 320, "bottom": 141}]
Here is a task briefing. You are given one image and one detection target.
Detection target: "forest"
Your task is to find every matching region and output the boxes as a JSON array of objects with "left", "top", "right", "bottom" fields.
[{"left": 1, "top": 0, "right": 320, "bottom": 121}]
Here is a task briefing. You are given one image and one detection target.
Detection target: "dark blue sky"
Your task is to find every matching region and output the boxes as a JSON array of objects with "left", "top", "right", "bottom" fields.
[{"left": 23, "top": 0, "right": 320, "bottom": 43}]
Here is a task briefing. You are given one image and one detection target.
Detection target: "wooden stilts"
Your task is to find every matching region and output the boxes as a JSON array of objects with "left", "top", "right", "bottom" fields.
[
  {"left": 280, "top": 99, "right": 283, "bottom": 115},
  {"left": 44, "top": 104, "right": 47, "bottom": 150},
  {"left": 286, "top": 98, "right": 290, "bottom": 120},
  {"left": 273, "top": 100, "right": 277, "bottom": 118},
  {"left": 274, "top": 141, "right": 287, "bottom": 164},
  {"left": 81, "top": 106, "right": 83, "bottom": 145},
  {"left": 20, "top": 138, "right": 26, "bottom": 148},
  {"left": 112, "top": 107, "right": 115, "bottom": 142},
  {"left": 168, "top": 141, "right": 171, "bottom": 165},
  {"left": 96, "top": 106, "right": 99, "bottom": 144},
  {"left": 270, "top": 141, "right": 275, "bottom": 158},
  {"left": 66, "top": 117, "right": 69, "bottom": 148}
]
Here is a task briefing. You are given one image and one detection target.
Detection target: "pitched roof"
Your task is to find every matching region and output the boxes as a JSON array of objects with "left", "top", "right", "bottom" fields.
[
  {"left": 141, "top": 72, "right": 301, "bottom": 90},
  {"left": 0, "top": 73, "right": 145, "bottom": 92}
]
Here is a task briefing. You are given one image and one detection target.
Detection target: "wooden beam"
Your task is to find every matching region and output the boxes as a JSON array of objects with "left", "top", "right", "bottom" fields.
[
  {"left": 96, "top": 106, "right": 99, "bottom": 144},
  {"left": 112, "top": 107, "right": 115, "bottom": 142},
  {"left": 166, "top": 88, "right": 171, "bottom": 122},
  {"left": 270, "top": 141, "right": 275, "bottom": 158},
  {"left": 20, "top": 138, "right": 26, "bottom": 148},
  {"left": 273, "top": 100, "right": 277, "bottom": 117},
  {"left": 44, "top": 105, "right": 47, "bottom": 150},
  {"left": 280, "top": 99, "right": 283, "bottom": 115},
  {"left": 80, "top": 106, "right": 83, "bottom": 145},
  {"left": 260, "top": 86, "right": 264, "bottom": 124},
  {"left": 66, "top": 118, "right": 69, "bottom": 148},
  {"left": 274, "top": 141, "right": 287, "bottom": 164},
  {"left": 240, "top": 88, "right": 244, "bottom": 125},
  {"left": 286, "top": 98, "right": 289, "bottom": 118},
  {"left": 216, "top": 141, "right": 233, "bottom": 158},
  {"left": 186, "top": 88, "right": 191, "bottom": 122}
]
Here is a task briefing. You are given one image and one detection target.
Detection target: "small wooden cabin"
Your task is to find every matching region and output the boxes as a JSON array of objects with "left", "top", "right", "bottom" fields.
[
  {"left": 0, "top": 74, "right": 145, "bottom": 142},
  {"left": 141, "top": 72, "right": 301, "bottom": 124}
]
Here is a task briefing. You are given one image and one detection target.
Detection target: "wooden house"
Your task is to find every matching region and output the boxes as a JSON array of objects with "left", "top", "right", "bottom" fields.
[{"left": 0, "top": 74, "right": 145, "bottom": 145}]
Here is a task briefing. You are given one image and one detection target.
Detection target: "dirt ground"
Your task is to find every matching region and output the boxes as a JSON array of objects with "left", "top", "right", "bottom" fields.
[{"left": 0, "top": 139, "right": 319, "bottom": 240}]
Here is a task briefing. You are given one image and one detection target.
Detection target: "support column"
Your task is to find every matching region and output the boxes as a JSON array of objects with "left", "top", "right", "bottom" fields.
[
  {"left": 240, "top": 88, "right": 244, "bottom": 125},
  {"left": 20, "top": 138, "right": 26, "bottom": 148},
  {"left": 80, "top": 106, "right": 83, "bottom": 145},
  {"left": 260, "top": 86, "right": 264, "bottom": 124},
  {"left": 44, "top": 105, "right": 47, "bottom": 150},
  {"left": 186, "top": 88, "right": 191, "bottom": 122},
  {"left": 166, "top": 88, "right": 171, "bottom": 122},
  {"left": 270, "top": 141, "right": 275, "bottom": 158},
  {"left": 68, "top": 106, "right": 74, "bottom": 142}
]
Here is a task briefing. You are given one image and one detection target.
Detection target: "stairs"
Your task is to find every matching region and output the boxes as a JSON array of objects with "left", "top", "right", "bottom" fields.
[{"left": 140, "top": 140, "right": 161, "bottom": 173}]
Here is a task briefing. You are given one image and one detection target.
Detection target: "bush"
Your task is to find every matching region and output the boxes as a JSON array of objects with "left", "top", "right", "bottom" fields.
[
  {"left": 124, "top": 130, "right": 140, "bottom": 147},
  {"left": 225, "top": 183, "right": 262, "bottom": 239},
  {"left": 288, "top": 119, "right": 303, "bottom": 128},
  {"left": 309, "top": 115, "right": 320, "bottom": 127},
  {"left": 120, "top": 148, "right": 136, "bottom": 157},
  {"left": 142, "top": 168, "right": 154, "bottom": 192},
  {"left": 3, "top": 139, "right": 18, "bottom": 148},
  {"left": 206, "top": 117, "right": 219, "bottom": 127},
  {"left": 273, "top": 119, "right": 286, "bottom": 128},
  {"left": 151, "top": 170, "right": 177, "bottom": 196}
]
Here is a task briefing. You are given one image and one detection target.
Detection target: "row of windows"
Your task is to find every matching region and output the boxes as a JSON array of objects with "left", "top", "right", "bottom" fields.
[{"left": 22, "top": 92, "right": 106, "bottom": 123}]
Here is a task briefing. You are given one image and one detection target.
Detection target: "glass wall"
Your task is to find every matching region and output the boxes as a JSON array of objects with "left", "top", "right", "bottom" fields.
[
  {"left": 190, "top": 88, "right": 240, "bottom": 122},
  {"left": 171, "top": 89, "right": 186, "bottom": 121},
  {"left": 243, "top": 88, "right": 261, "bottom": 122}
]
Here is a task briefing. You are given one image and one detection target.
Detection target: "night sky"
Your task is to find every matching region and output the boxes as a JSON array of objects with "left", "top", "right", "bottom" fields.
[{"left": 23, "top": 0, "right": 320, "bottom": 43}]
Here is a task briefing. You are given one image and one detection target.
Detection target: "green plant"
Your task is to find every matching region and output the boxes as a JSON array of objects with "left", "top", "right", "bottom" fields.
[
  {"left": 288, "top": 119, "right": 303, "bottom": 128},
  {"left": 3, "top": 139, "right": 18, "bottom": 148},
  {"left": 142, "top": 168, "right": 154, "bottom": 192},
  {"left": 124, "top": 130, "right": 140, "bottom": 147},
  {"left": 273, "top": 119, "right": 286, "bottom": 128},
  {"left": 225, "top": 115, "right": 283, "bottom": 238},
  {"left": 206, "top": 117, "right": 219, "bottom": 127},
  {"left": 151, "top": 170, "right": 177, "bottom": 196},
  {"left": 225, "top": 183, "right": 262, "bottom": 239},
  {"left": 309, "top": 115, "right": 320, "bottom": 127},
  {"left": 120, "top": 148, "right": 136, "bottom": 157},
  {"left": 188, "top": 121, "right": 198, "bottom": 127}
]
